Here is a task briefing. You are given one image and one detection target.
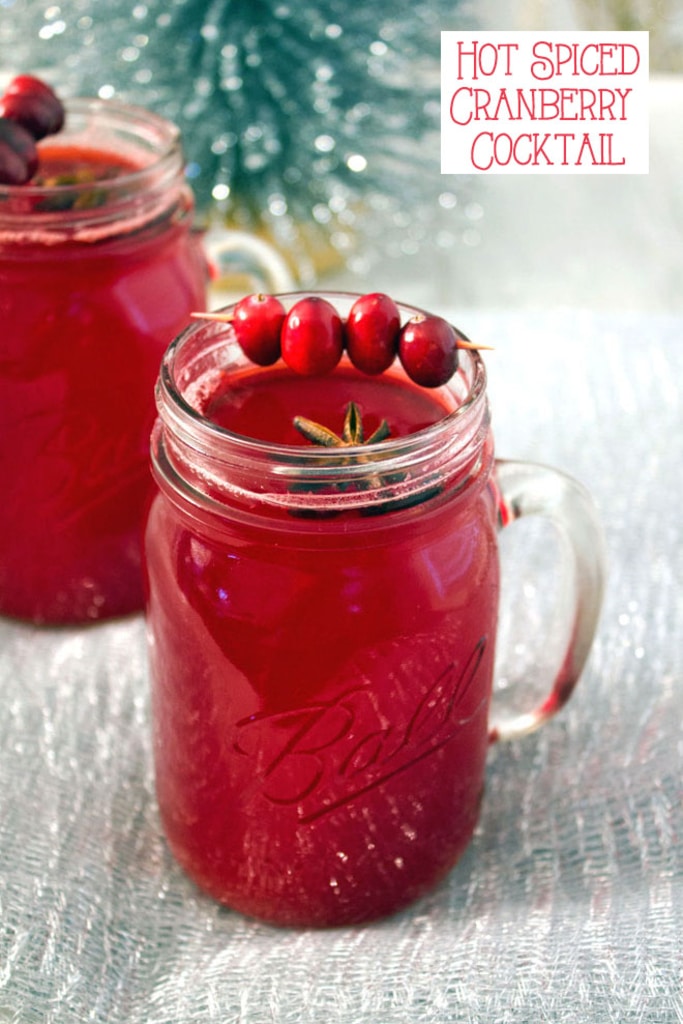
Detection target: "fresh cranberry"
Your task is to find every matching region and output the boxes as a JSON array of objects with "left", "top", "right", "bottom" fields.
[
  {"left": 281, "top": 296, "right": 344, "bottom": 376},
  {"left": 232, "top": 293, "right": 286, "bottom": 366},
  {"left": 345, "top": 292, "right": 400, "bottom": 375},
  {"left": 0, "top": 117, "right": 38, "bottom": 184},
  {"left": 0, "top": 75, "right": 65, "bottom": 140},
  {"left": 398, "top": 314, "right": 459, "bottom": 388}
]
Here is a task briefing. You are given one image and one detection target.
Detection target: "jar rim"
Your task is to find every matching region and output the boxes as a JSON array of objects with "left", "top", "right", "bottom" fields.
[
  {"left": 153, "top": 292, "right": 492, "bottom": 518},
  {"left": 158, "top": 291, "right": 488, "bottom": 463},
  {"left": 0, "top": 96, "right": 185, "bottom": 239}
]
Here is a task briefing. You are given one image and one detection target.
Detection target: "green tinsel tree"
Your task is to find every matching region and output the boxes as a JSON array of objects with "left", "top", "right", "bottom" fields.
[{"left": 0, "top": 0, "right": 473, "bottom": 280}]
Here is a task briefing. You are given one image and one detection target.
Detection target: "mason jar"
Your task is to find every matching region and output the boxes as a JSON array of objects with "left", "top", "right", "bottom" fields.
[
  {"left": 144, "top": 291, "right": 606, "bottom": 927},
  {"left": 0, "top": 96, "right": 212, "bottom": 622}
]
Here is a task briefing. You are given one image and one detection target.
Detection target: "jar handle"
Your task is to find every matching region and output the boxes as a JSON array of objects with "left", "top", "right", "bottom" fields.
[
  {"left": 489, "top": 459, "right": 606, "bottom": 743},
  {"left": 203, "top": 226, "right": 296, "bottom": 294}
]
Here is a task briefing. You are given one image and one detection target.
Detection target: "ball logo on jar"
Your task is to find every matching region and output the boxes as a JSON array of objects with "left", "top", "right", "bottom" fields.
[
  {"left": 8, "top": 406, "right": 148, "bottom": 530},
  {"left": 233, "top": 636, "right": 488, "bottom": 823}
]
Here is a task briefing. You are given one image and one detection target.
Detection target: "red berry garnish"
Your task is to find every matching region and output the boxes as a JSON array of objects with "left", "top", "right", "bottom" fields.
[
  {"left": 345, "top": 292, "right": 400, "bottom": 375},
  {"left": 398, "top": 314, "right": 459, "bottom": 388},
  {"left": 0, "top": 117, "right": 38, "bottom": 184},
  {"left": 281, "top": 296, "right": 344, "bottom": 377},
  {"left": 232, "top": 292, "right": 285, "bottom": 366},
  {"left": 190, "top": 292, "right": 488, "bottom": 392},
  {"left": 0, "top": 75, "right": 65, "bottom": 140}
]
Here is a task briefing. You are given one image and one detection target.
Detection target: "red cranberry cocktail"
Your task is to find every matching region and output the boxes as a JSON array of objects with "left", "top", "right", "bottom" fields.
[
  {"left": 0, "top": 80, "right": 207, "bottom": 622},
  {"left": 144, "top": 292, "right": 605, "bottom": 927}
]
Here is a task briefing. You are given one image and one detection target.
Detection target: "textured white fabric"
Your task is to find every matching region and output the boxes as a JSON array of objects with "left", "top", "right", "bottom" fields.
[{"left": 1, "top": 311, "right": 681, "bottom": 1023}]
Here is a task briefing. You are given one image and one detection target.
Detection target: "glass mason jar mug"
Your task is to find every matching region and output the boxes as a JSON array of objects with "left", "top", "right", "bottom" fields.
[
  {"left": 0, "top": 96, "right": 290, "bottom": 624},
  {"left": 144, "top": 291, "right": 606, "bottom": 927}
]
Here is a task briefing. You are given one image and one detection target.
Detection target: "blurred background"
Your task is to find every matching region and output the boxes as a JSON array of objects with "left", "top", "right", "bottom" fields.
[{"left": 1, "top": 0, "right": 681, "bottom": 313}]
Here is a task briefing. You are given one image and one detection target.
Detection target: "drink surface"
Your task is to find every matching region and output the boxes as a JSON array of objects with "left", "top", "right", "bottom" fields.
[
  {"left": 31, "top": 144, "right": 139, "bottom": 185},
  {"left": 203, "top": 361, "right": 453, "bottom": 446},
  {"left": 0, "top": 141, "right": 207, "bottom": 623},
  {"left": 145, "top": 360, "right": 500, "bottom": 926}
]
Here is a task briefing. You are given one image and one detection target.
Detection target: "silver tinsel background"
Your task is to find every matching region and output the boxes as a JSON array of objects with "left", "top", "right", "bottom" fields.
[
  {"left": 1, "top": 310, "right": 682, "bottom": 1022},
  {"left": 0, "top": 0, "right": 476, "bottom": 283}
]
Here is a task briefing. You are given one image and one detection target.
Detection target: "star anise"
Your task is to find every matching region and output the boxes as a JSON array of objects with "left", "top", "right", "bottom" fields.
[
  {"left": 290, "top": 401, "right": 442, "bottom": 516},
  {"left": 293, "top": 400, "right": 390, "bottom": 448}
]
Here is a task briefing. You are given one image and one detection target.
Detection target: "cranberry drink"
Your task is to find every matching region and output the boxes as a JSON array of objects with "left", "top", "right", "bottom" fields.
[
  {"left": 0, "top": 78, "right": 207, "bottom": 622},
  {"left": 145, "top": 292, "right": 500, "bottom": 926}
]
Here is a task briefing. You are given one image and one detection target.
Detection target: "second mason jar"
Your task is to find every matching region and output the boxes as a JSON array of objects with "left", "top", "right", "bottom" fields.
[{"left": 0, "top": 96, "right": 209, "bottom": 623}]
